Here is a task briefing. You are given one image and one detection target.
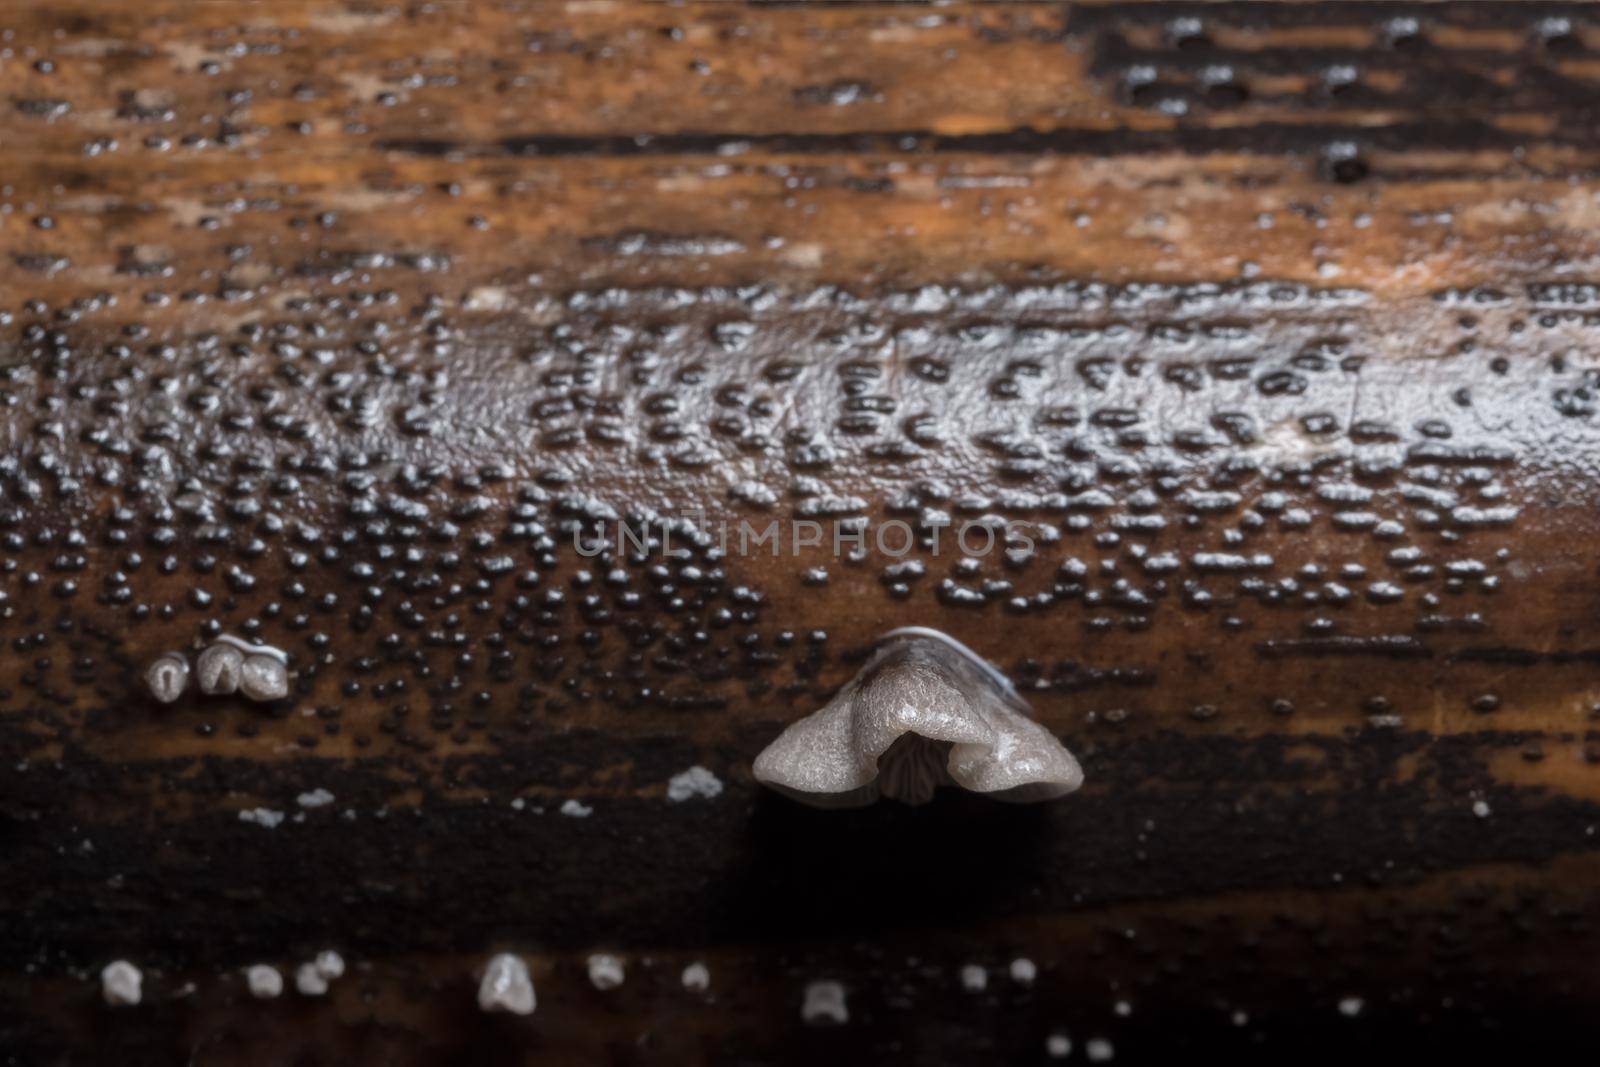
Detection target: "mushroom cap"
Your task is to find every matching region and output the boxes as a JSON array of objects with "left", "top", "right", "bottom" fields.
[
  {"left": 144, "top": 652, "right": 189, "bottom": 704},
  {"left": 100, "top": 960, "right": 143, "bottom": 1006},
  {"left": 239, "top": 653, "right": 289, "bottom": 702},
  {"left": 195, "top": 642, "right": 244, "bottom": 695},
  {"left": 478, "top": 952, "right": 536, "bottom": 1015},
  {"left": 753, "top": 629, "right": 1083, "bottom": 807}
]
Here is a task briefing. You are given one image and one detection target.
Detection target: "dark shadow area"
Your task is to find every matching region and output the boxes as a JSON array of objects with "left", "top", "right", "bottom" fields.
[{"left": 723, "top": 789, "right": 1058, "bottom": 943}]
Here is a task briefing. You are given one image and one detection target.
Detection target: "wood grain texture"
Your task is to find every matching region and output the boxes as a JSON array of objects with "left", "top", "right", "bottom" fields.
[{"left": 4, "top": 1, "right": 1600, "bottom": 1062}]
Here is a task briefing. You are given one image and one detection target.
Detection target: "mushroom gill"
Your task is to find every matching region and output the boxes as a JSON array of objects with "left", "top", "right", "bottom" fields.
[{"left": 752, "top": 627, "right": 1083, "bottom": 808}]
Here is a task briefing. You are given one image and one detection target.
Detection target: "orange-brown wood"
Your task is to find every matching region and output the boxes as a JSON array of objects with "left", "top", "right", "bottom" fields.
[{"left": 4, "top": 2, "right": 1600, "bottom": 1062}]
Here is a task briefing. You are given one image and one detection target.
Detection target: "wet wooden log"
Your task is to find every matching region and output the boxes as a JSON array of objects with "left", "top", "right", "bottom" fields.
[{"left": 3, "top": 1, "right": 1600, "bottom": 1061}]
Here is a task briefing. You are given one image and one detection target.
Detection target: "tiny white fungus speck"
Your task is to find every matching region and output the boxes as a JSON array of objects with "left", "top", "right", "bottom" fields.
[
  {"left": 297, "top": 788, "right": 335, "bottom": 809},
  {"left": 1046, "top": 1033, "right": 1072, "bottom": 1059},
  {"left": 246, "top": 965, "right": 282, "bottom": 999},
  {"left": 1339, "top": 996, "right": 1364, "bottom": 1017},
  {"left": 959, "top": 963, "right": 987, "bottom": 992},
  {"left": 464, "top": 285, "right": 511, "bottom": 311},
  {"left": 1087, "top": 1037, "right": 1114, "bottom": 1062},
  {"left": 560, "top": 799, "right": 593, "bottom": 818},
  {"left": 239, "top": 807, "right": 285, "bottom": 829},
  {"left": 666, "top": 765, "right": 724, "bottom": 803},
  {"left": 802, "top": 980, "right": 848, "bottom": 1025},
  {"left": 1009, "top": 957, "right": 1037, "bottom": 985},
  {"left": 314, "top": 950, "right": 344, "bottom": 979},
  {"left": 1472, "top": 800, "right": 1491, "bottom": 818},
  {"left": 681, "top": 961, "right": 710, "bottom": 992},
  {"left": 295, "top": 963, "right": 328, "bottom": 996},
  {"left": 101, "top": 960, "right": 142, "bottom": 1006},
  {"left": 587, "top": 953, "right": 625, "bottom": 990},
  {"left": 478, "top": 953, "right": 536, "bottom": 1015}
]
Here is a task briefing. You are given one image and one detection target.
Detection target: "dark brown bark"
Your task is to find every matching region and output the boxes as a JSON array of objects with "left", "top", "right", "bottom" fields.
[{"left": 4, "top": 2, "right": 1600, "bottom": 1062}]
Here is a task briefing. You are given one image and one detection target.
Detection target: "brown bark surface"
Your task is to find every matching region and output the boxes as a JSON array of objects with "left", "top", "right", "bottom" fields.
[{"left": 3, "top": 2, "right": 1600, "bottom": 1062}]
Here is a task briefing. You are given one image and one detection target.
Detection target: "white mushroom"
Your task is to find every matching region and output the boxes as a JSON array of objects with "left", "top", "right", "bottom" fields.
[
  {"left": 478, "top": 952, "right": 536, "bottom": 1015},
  {"left": 101, "top": 960, "right": 142, "bottom": 1006},
  {"left": 313, "top": 949, "right": 345, "bottom": 980},
  {"left": 245, "top": 964, "right": 282, "bottom": 999},
  {"left": 295, "top": 963, "right": 328, "bottom": 997},
  {"left": 199, "top": 635, "right": 290, "bottom": 701},
  {"left": 240, "top": 653, "right": 289, "bottom": 701},
  {"left": 681, "top": 961, "right": 711, "bottom": 992},
  {"left": 144, "top": 652, "right": 189, "bottom": 703},
  {"left": 666, "top": 765, "right": 723, "bottom": 802},
  {"left": 586, "top": 953, "right": 625, "bottom": 990},
  {"left": 195, "top": 642, "right": 244, "bottom": 695},
  {"left": 753, "top": 628, "right": 1083, "bottom": 807},
  {"left": 293, "top": 950, "right": 345, "bottom": 995}
]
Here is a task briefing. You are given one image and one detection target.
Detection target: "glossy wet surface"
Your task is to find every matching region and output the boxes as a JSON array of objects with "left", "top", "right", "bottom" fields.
[{"left": 3, "top": 2, "right": 1600, "bottom": 1062}]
